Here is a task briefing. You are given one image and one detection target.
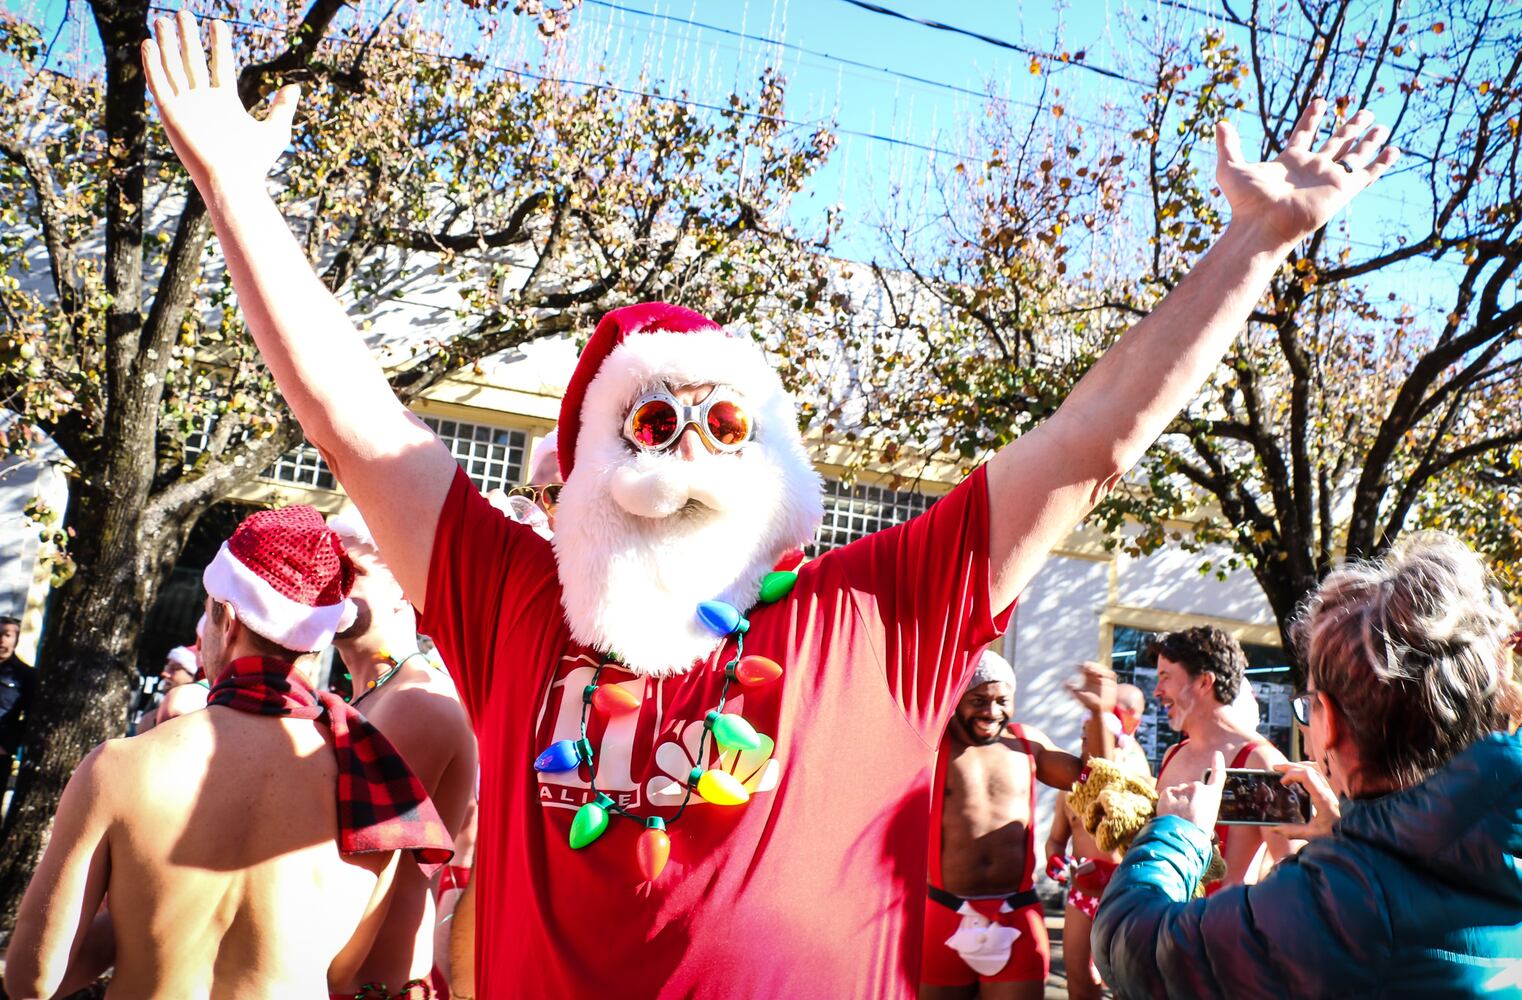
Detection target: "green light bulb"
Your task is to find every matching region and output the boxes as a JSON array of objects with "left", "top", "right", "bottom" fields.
[
  {"left": 758, "top": 570, "right": 798, "bottom": 603},
  {"left": 707, "top": 710, "right": 762, "bottom": 752},
  {"left": 569, "top": 793, "right": 613, "bottom": 849}
]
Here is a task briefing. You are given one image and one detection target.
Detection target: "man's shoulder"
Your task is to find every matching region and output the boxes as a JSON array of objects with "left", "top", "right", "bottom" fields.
[
  {"left": 160, "top": 682, "right": 209, "bottom": 718},
  {"left": 1, "top": 655, "right": 34, "bottom": 679},
  {"left": 371, "top": 670, "right": 466, "bottom": 718},
  {"left": 74, "top": 733, "right": 157, "bottom": 803},
  {"left": 364, "top": 670, "right": 472, "bottom": 745},
  {"left": 1240, "top": 739, "right": 1288, "bottom": 768},
  {"left": 1003, "top": 724, "right": 1054, "bottom": 752}
]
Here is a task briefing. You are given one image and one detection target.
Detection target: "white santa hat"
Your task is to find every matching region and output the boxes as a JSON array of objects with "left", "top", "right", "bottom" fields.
[
  {"left": 165, "top": 645, "right": 198, "bottom": 675},
  {"left": 202, "top": 505, "right": 358, "bottom": 652},
  {"left": 527, "top": 429, "right": 561, "bottom": 486},
  {"left": 967, "top": 649, "right": 1017, "bottom": 690}
]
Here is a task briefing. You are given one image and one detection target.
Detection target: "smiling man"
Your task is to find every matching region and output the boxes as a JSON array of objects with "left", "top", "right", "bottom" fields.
[
  {"left": 142, "top": 10, "right": 1396, "bottom": 996},
  {"left": 1151, "top": 627, "right": 1292, "bottom": 890},
  {"left": 923, "top": 652, "right": 1113, "bottom": 1000}
]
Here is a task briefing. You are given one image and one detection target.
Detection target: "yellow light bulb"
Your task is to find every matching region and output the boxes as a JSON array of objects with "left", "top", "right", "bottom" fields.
[{"left": 695, "top": 769, "right": 750, "bottom": 806}]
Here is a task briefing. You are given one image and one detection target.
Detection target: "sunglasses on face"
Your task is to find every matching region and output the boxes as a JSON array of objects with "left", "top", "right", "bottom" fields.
[
  {"left": 623, "top": 383, "right": 752, "bottom": 455},
  {"left": 1292, "top": 692, "right": 1314, "bottom": 727},
  {"left": 507, "top": 483, "right": 564, "bottom": 510}
]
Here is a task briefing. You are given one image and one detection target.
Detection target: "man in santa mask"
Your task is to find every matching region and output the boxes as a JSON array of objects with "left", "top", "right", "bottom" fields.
[{"left": 143, "top": 12, "right": 1397, "bottom": 996}]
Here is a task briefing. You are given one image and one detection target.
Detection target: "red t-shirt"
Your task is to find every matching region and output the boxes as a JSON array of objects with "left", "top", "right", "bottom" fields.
[{"left": 420, "top": 464, "right": 1012, "bottom": 998}]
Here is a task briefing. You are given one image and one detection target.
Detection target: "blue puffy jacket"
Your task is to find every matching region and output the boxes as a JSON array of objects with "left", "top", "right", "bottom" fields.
[{"left": 1093, "top": 731, "right": 1522, "bottom": 999}]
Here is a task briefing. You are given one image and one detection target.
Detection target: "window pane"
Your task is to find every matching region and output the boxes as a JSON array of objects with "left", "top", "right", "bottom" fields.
[
  {"left": 808, "top": 479, "right": 936, "bottom": 556},
  {"left": 421, "top": 416, "right": 527, "bottom": 493}
]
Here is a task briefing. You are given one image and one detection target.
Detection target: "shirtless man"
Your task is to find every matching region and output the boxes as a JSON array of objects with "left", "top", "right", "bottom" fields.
[
  {"left": 922, "top": 652, "right": 1115, "bottom": 1000},
  {"left": 1043, "top": 684, "right": 1151, "bottom": 1000},
  {"left": 5, "top": 506, "right": 450, "bottom": 1000},
  {"left": 328, "top": 510, "right": 478, "bottom": 998},
  {"left": 1150, "top": 626, "right": 1292, "bottom": 891}
]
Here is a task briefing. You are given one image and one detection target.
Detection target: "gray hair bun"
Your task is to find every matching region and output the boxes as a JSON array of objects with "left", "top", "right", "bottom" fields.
[{"left": 1294, "top": 532, "right": 1519, "bottom": 784}]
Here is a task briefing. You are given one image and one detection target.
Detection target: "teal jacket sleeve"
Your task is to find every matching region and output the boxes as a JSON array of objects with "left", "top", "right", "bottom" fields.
[{"left": 1092, "top": 816, "right": 1392, "bottom": 1000}]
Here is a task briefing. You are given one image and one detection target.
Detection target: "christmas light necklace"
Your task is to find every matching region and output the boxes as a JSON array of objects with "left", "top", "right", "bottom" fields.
[{"left": 532, "top": 558, "right": 801, "bottom": 881}]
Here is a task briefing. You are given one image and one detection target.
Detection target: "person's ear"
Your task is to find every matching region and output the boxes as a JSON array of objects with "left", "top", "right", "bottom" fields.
[
  {"left": 216, "top": 601, "right": 241, "bottom": 643},
  {"left": 1317, "top": 690, "right": 1344, "bottom": 748}
]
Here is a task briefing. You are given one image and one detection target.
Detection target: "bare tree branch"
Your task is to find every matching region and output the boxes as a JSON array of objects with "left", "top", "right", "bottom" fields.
[{"left": 0, "top": 134, "right": 82, "bottom": 315}]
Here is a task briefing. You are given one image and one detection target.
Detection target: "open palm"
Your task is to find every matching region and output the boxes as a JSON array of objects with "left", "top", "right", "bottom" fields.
[
  {"left": 142, "top": 12, "right": 300, "bottom": 189},
  {"left": 1216, "top": 100, "right": 1398, "bottom": 246}
]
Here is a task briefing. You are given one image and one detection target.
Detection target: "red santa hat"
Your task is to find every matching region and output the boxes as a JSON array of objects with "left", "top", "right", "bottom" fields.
[
  {"left": 202, "top": 505, "right": 358, "bottom": 652},
  {"left": 559, "top": 303, "right": 764, "bottom": 480}
]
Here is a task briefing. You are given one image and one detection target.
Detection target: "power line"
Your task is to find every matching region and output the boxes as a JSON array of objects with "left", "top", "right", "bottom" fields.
[
  {"left": 585, "top": 0, "right": 1019, "bottom": 106},
  {"left": 580, "top": 0, "right": 1125, "bottom": 135},
  {"left": 143, "top": 3, "right": 980, "bottom": 163},
  {"left": 825, "top": 0, "right": 1439, "bottom": 165},
  {"left": 579, "top": 0, "right": 1441, "bottom": 189},
  {"left": 134, "top": 3, "right": 1443, "bottom": 254},
  {"left": 831, "top": 0, "right": 1154, "bottom": 89}
]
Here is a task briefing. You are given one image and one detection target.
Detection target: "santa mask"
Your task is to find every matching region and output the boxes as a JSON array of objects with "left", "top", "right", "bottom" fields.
[{"left": 551, "top": 304, "right": 823, "bottom": 677}]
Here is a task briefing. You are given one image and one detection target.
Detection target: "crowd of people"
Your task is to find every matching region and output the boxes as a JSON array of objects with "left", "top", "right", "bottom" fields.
[{"left": 2, "top": 10, "right": 1521, "bottom": 1000}]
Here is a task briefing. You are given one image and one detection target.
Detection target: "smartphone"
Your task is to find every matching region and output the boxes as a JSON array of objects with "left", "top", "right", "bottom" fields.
[{"left": 1204, "top": 768, "right": 1312, "bottom": 826}]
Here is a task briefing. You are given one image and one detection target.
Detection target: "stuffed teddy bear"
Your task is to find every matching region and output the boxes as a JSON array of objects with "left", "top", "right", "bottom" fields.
[{"left": 1066, "top": 757, "right": 1225, "bottom": 898}]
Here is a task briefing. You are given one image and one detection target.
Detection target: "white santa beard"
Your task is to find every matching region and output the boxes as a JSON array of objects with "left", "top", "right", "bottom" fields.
[{"left": 553, "top": 449, "right": 814, "bottom": 677}]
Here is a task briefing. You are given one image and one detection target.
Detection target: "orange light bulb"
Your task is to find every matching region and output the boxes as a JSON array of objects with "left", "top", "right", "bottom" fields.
[{"left": 637, "top": 819, "right": 671, "bottom": 881}]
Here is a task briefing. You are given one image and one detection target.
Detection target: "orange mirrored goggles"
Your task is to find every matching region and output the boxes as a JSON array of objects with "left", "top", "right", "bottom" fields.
[{"left": 623, "top": 384, "right": 753, "bottom": 454}]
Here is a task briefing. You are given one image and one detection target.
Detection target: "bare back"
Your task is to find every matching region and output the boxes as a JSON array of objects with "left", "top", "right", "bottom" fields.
[
  {"left": 339, "top": 663, "right": 477, "bottom": 989},
  {"left": 100, "top": 708, "right": 393, "bottom": 999},
  {"left": 936, "top": 730, "right": 1039, "bottom": 896}
]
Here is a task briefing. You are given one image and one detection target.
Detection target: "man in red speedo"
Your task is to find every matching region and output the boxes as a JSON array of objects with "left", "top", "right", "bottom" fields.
[
  {"left": 1151, "top": 626, "right": 1293, "bottom": 891},
  {"left": 922, "top": 652, "right": 1113, "bottom": 1000},
  {"left": 144, "top": 11, "right": 1397, "bottom": 995}
]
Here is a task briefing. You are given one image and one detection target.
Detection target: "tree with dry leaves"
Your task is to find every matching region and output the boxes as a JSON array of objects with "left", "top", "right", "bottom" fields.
[
  {"left": 0, "top": 0, "right": 838, "bottom": 922},
  {"left": 854, "top": 1, "right": 1521, "bottom": 652}
]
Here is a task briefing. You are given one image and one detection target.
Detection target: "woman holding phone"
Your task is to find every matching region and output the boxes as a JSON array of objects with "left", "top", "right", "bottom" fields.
[{"left": 1092, "top": 532, "right": 1522, "bottom": 999}]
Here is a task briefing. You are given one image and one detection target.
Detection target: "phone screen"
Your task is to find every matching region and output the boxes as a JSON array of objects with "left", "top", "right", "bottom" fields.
[{"left": 1213, "top": 768, "right": 1312, "bottom": 826}]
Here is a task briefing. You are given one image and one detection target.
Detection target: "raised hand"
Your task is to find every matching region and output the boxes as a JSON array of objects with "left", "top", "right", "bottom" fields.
[
  {"left": 1216, "top": 99, "right": 1399, "bottom": 247},
  {"left": 1271, "top": 761, "right": 1340, "bottom": 841},
  {"left": 141, "top": 11, "right": 299, "bottom": 190},
  {"left": 1068, "top": 660, "right": 1118, "bottom": 716}
]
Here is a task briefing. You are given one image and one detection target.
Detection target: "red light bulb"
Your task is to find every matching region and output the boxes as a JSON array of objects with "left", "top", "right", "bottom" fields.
[
  {"left": 592, "top": 684, "right": 639, "bottom": 715},
  {"left": 736, "top": 655, "right": 783, "bottom": 686},
  {"left": 637, "top": 818, "right": 671, "bottom": 881}
]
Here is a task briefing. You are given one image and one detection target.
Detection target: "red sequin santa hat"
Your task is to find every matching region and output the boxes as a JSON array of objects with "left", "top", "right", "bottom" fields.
[{"left": 202, "top": 505, "right": 357, "bottom": 652}]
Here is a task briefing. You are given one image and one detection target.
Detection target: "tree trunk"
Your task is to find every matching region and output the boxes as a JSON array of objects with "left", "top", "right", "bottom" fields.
[
  {"left": 0, "top": 488, "right": 185, "bottom": 929},
  {"left": 1250, "top": 549, "right": 1321, "bottom": 684}
]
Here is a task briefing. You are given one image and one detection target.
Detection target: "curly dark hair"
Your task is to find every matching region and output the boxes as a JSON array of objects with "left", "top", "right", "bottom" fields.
[{"left": 1146, "top": 625, "right": 1246, "bottom": 705}]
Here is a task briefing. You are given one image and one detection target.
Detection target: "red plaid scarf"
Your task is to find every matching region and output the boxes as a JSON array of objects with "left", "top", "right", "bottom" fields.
[{"left": 208, "top": 656, "right": 453, "bottom": 875}]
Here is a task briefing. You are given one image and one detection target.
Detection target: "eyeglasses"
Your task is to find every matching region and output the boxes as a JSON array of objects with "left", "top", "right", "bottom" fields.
[
  {"left": 507, "top": 483, "right": 563, "bottom": 510},
  {"left": 1291, "top": 692, "right": 1314, "bottom": 727},
  {"left": 624, "top": 384, "right": 752, "bottom": 455}
]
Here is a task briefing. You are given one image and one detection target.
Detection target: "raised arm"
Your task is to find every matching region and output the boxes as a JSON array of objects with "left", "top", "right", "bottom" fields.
[
  {"left": 986, "top": 101, "right": 1397, "bottom": 610},
  {"left": 142, "top": 12, "right": 456, "bottom": 607}
]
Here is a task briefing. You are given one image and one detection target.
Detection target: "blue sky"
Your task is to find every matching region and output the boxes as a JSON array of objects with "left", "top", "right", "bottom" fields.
[{"left": 4, "top": 0, "right": 1491, "bottom": 310}]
